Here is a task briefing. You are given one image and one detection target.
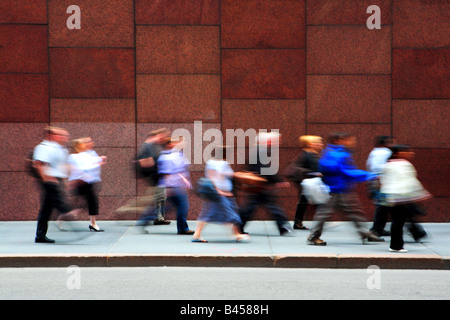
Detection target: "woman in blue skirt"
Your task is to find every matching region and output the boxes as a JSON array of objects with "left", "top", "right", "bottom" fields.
[{"left": 192, "top": 146, "right": 250, "bottom": 243}]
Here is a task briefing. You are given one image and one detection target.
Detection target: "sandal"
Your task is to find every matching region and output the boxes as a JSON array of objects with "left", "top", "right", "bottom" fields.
[{"left": 192, "top": 238, "right": 208, "bottom": 243}]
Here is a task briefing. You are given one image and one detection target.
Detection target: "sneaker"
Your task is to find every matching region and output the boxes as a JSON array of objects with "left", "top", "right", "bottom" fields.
[
  {"left": 307, "top": 237, "right": 327, "bottom": 246},
  {"left": 389, "top": 248, "right": 408, "bottom": 253}
]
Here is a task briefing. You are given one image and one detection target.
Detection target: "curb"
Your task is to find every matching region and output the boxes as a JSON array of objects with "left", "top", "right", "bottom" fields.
[{"left": 1, "top": 253, "right": 449, "bottom": 269}]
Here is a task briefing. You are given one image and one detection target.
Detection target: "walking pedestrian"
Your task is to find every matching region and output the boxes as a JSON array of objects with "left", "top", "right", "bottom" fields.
[
  {"left": 238, "top": 132, "right": 293, "bottom": 236},
  {"left": 192, "top": 146, "right": 250, "bottom": 243},
  {"left": 157, "top": 137, "right": 194, "bottom": 235},
  {"left": 286, "top": 135, "right": 324, "bottom": 230},
  {"left": 379, "top": 145, "right": 431, "bottom": 253},
  {"left": 135, "top": 128, "right": 171, "bottom": 229},
  {"left": 366, "top": 136, "right": 394, "bottom": 237},
  {"left": 307, "top": 132, "right": 383, "bottom": 246},
  {"left": 32, "top": 126, "right": 80, "bottom": 243},
  {"left": 67, "top": 137, "right": 106, "bottom": 232}
]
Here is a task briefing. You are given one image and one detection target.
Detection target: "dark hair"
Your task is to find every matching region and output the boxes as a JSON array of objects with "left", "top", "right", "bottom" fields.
[
  {"left": 327, "top": 132, "right": 353, "bottom": 144},
  {"left": 389, "top": 144, "right": 412, "bottom": 159},
  {"left": 374, "top": 135, "right": 393, "bottom": 147}
]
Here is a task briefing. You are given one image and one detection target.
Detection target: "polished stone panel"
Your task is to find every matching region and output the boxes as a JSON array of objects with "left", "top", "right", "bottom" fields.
[
  {"left": 136, "top": 26, "right": 220, "bottom": 74},
  {"left": 50, "top": 48, "right": 135, "bottom": 98},
  {"left": 307, "top": 75, "right": 391, "bottom": 123},
  {"left": 412, "top": 149, "right": 450, "bottom": 198},
  {"left": 50, "top": 122, "right": 136, "bottom": 148},
  {"left": 307, "top": 26, "right": 391, "bottom": 74},
  {"left": 0, "top": 123, "right": 47, "bottom": 171},
  {"left": 393, "top": 49, "right": 449, "bottom": 99},
  {"left": 49, "top": 0, "right": 134, "bottom": 47},
  {"left": 393, "top": 100, "right": 450, "bottom": 148},
  {"left": 50, "top": 99, "right": 135, "bottom": 123},
  {"left": 0, "top": 25, "right": 48, "bottom": 73},
  {"left": 222, "top": 100, "right": 305, "bottom": 147},
  {"left": 0, "top": 74, "right": 49, "bottom": 122},
  {"left": 221, "top": 0, "right": 305, "bottom": 48},
  {"left": 0, "top": 0, "right": 47, "bottom": 23},
  {"left": 222, "top": 49, "right": 305, "bottom": 99},
  {"left": 307, "top": 0, "right": 392, "bottom": 25},
  {"left": 135, "top": 0, "right": 220, "bottom": 25},
  {"left": 137, "top": 74, "right": 220, "bottom": 123},
  {"left": 393, "top": 0, "right": 450, "bottom": 48}
]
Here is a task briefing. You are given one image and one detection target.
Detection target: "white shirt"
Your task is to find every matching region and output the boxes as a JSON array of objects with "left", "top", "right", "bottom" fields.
[
  {"left": 205, "top": 159, "right": 234, "bottom": 192},
  {"left": 33, "top": 140, "right": 69, "bottom": 178},
  {"left": 380, "top": 159, "right": 431, "bottom": 204},
  {"left": 366, "top": 147, "right": 392, "bottom": 174},
  {"left": 68, "top": 150, "right": 102, "bottom": 183}
]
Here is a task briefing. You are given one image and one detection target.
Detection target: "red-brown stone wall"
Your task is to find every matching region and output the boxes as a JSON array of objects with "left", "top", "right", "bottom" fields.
[{"left": 0, "top": 0, "right": 448, "bottom": 221}]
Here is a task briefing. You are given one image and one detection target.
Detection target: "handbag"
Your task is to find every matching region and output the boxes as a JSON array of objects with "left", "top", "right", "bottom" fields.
[
  {"left": 197, "top": 177, "right": 220, "bottom": 202},
  {"left": 301, "top": 177, "right": 330, "bottom": 205}
]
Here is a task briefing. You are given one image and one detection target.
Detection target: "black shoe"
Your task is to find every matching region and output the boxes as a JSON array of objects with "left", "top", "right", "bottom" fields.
[
  {"left": 35, "top": 236, "right": 55, "bottom": 243},
  {"left": 89, "top": 225, "right": 104, "bottom": 232},
  {"left": 154, "top": 219, "right": 171, "bottom": 225},
  {"left": 293, "top": 223, "right": 309, "bottom": 230},
  {"left": 177, "top": 230, "right": 195, "bottom": 235}
]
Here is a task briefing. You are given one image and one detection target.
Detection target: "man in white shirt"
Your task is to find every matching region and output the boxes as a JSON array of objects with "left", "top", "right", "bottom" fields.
[{"left": 33, "top": 126, "right": 74, "bottom": 243}]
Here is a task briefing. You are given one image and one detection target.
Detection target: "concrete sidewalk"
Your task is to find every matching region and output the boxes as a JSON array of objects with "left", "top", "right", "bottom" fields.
[{"left": 1, "top": 220, "right": 449, "bottom": 269}]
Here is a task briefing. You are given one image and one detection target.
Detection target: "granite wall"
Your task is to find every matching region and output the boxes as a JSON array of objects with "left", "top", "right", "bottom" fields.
[{"left": 0, "top": 0, "right": 448, "bottom": 221}]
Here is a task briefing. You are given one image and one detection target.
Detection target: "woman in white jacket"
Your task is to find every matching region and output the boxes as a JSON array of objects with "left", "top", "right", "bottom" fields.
[
  {"left": 380, "top": 145, "right": 431, "bottom": 252},
  {"left": 68, "top": 137, "right": 107, "bottom": 231}
]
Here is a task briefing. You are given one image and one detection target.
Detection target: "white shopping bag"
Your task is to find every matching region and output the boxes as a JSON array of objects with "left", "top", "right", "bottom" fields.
[{"left": 301, "top": 177, "right": 331, "bottom": 205}]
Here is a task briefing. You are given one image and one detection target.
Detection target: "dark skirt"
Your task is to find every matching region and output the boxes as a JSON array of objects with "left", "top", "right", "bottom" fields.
[{"left": 198, "top": 196, "right": 242, "bottom": 225}]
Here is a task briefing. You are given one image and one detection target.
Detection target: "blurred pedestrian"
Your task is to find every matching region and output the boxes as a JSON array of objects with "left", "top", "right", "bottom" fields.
[
  {"left": 135, "top": 128, "right": 171, "bottom": 229},
  {"left": 32, "top": 126, "right": 79, "bottom": 243},
  {"left": 157, "top": 137, "right": 194, "bottom": 235},
  {"left": 238, "top": 132, "right": 293, "bottom": 236},
  {"left": 366, "top": 135, "right": 394, "bottom": 237},
  {"left": 67, "top": 137, "right": 106, "bottom": 232},
  {"left": 193, "top": 146, "right": 250, "bottom": 243},
  {"left": 380, "top": 145, "right": 431, "bottom": 253},
  {"left": 307, "top": 132, "right": 383, "bottom": 246},
  {"left": 286, "top": 135, "right": 324, "bottom": 230}
]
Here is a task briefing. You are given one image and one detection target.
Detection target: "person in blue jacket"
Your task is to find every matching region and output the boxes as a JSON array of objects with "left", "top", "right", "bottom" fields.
[{"left": 307, "top": 132, "right": 383, "bottom": 246}]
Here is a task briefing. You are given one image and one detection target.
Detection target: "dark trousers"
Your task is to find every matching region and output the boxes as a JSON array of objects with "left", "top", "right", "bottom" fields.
[
  {"left": 390, "top": 203, "right": 427, "bottom": 250},
  {"left": 239, "top": 191, "right": 288, "bottom": 232},
  {"left": 370, "top": 205, "right": 390, "bottom": 236},
  {"left": 76, "top": 183, "right": 99, "bottom": 216},
  {"left": 309, "top": 192, "right": 369, "bottom": 239},
  {"left": 294, "top": 194, "right": 316, "bottom": 224},
  {"left": 36, "top": 181, "right": 72, "bottom": 239}
]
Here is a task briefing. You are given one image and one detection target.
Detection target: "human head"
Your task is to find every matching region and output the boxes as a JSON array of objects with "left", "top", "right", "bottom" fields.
[
  {"left": 72, "top": 139, "right": 86, "bottom": 153},
  {"left": 45, "top": 126, "right": 69, "bottom": 146},
  {"left": 299, "top": 135, "right": 324, "bottom": 153},
  {"left": 72, "top": 137, "right": 93, "bottom": 153},
  {"left": 390, "top": 144, "right": 414, "bottom": 161},
  {"left": 328, "top": 132, "right": 356, "bottom": 149},
  {"left": 374, "top": 136, "right": 394, "bottom": 148},
  {"left": 148, "top": 128, "right": 170, "bottom": 144}
]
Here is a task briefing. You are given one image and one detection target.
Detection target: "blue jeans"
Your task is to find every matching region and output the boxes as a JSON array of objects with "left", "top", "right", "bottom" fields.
[{"left": 167, "top": 187, "right": 190, "bottom": 233}]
